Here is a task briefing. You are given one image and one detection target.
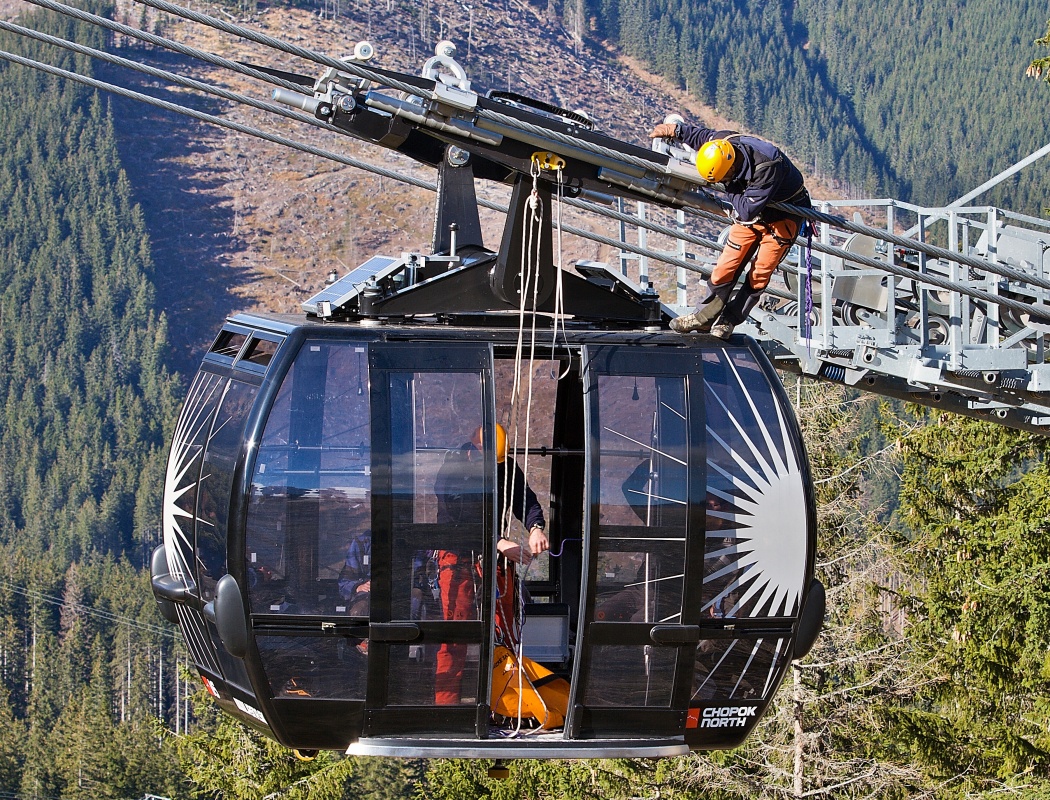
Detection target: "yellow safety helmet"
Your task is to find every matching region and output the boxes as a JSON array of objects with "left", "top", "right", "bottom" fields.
[
  {"left": 695, "top": 139, "right": 736, "bottom": 183},
  {"left": 472, "top": 423, "right": 508, "bottom": 463}
]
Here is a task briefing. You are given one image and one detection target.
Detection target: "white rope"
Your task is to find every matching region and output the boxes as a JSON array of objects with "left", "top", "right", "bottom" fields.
[
  {"left": 550, "top": 168, "right": 573, "bottom": 380},
  {"left": 499, "top": 168, "right": 543, "bottom": 735}
]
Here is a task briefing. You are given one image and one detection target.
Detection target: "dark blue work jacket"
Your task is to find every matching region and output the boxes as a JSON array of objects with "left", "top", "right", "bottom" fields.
[{"left": 679, "top": 124, "right": 810, "bottom": 225}]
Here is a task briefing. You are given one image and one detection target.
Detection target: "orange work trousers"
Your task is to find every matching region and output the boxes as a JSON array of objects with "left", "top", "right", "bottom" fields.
[
  {"left": 711, "top": 218, "right": 800, "bottom": 290},
  {"left": 434, "top": 553, "right": 477, "bottom": 705},
  {"left": 433, "top": 553, "right": 517, "bottom": 705}
]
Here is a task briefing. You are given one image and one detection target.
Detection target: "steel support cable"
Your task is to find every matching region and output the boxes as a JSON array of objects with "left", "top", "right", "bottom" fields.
[
  {"left": 14, "top": 0, "right": 729, "bottom": 260},
  {"left": 764, "top": 226, "right": 1050, "bottom": 320},
  {"left": 48, "top": 0, "right": 718, "bottom": 206},
  {"left": 133, "top": 0, "right": 434, "bottom": 100},
  {"left": 566, "top": 196, "right": 723, "bottom": 256},
  {"left": 22, "top": 0, "right": 309, "bottom": 94},
  {"left": 129, "top": 0, "right": 725, "bottom": 206},
  {"left": 0, "top": 18, "right": 334, "bottom": 132},
  {"left": 84, "top": 0, "right": 1050, "bottom": 306},
  {"left": 33, "top": 0, "right": 1050, "bottom": 301},
  {"left": 0, "top": 578, "right": 177, "bottom": 638},
  {"left": 0, "top": 48, "right": 441, "bottom": 191},
  {"left": 0, "top": 47, "right": 743, "bottom": 302},
  {"left": 1, "top": 41, "right": 1031, "bottom": 316},
  {"left": 774, "top": 200, "right": 1050, "bottom": 295}
]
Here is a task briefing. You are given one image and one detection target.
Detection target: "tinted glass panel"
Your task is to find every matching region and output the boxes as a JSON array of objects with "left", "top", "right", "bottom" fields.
[
  {"left": 242, "top": 337, "right": 279, "bottom": 367},
  {"left": 692, "top": 636, "right": 790, "bottom": 702},
  {"left": 594, "top": 375, "right": 687, "bottom": 626},
  {"left": 582, "top": 644, "right": 676, "bottom": 707},
  {"left": 388, "top": 370, "right": 486, "bottom": 622},
  {"left": 197, "top": 380, "right": 257, "bottom": 602},
  {"left": 382, "top": 368, "right": 489, "bottom": 710},
  {"left": 686, "top": 349, "right": 807, "bottom": 730},
  {"left": 210, "top": 330, "right": 248, "bottom": 359},
  {"left": 493, "top": 358, "right": 559, "bottom": 582},
  {"left": 164, "top": 371, "right": 225, "bottom": 590},
  {"left": 247, "top": 342, "right": 372, "bottom": 616},
  {"left": 257, "top": 635, "right": 368, "bottom": 700},
  {"left": 700, "top": 349, "right": 808, "bottom": 621},
  {"left": 387, "top": 643, "right": 481, "bottom": 707},
  {"left": 579, "top": 373, "right": 689, "bottom": 714}
]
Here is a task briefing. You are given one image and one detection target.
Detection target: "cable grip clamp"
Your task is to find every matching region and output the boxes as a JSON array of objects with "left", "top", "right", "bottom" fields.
[{"left": 531, "top": 151, "right": 566, "bottom": 172}]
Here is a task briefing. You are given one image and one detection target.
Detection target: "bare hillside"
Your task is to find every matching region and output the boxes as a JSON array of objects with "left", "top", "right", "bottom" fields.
[{"left": 97, "top": 0, "right": 734, "bottom": 371}]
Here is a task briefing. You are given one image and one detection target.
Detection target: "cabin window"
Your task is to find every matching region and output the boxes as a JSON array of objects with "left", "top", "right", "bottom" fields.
[
  {"left": 256, "top": 635, "right": 369, "bottom": 701},
  {"left": 586, "top": 373, "right": 688, "bottom": 707},
  {"left": 695, "top": 348, "right": 806, "bottom": 707},
  {"left": 386, "top": 370, "right": 487, "bottom": 626},
  {"left": 700, "top": 348, "right": 806, "bottom": 621},
  {"left": 378, "top": 363, "right": 491, "bottom": 709},
  {"left": 209, "top": 330, "right": 248, "bottom": 360},
  {"left": 167, "top": 372, "right": 226, "bottom": 591},
  {"left": 692, "top": 636, "right": 790, "bottom": 702},
  {"left": 197, "top": 379, "right": 257, "bottom": 603},
  {"left": 493, "top": 357, "right": 559, "bottom": 583},
  {"left": 246, "top": 342, "right": 372, "bottom": 617},
  {"left": 241, "top": 336, "right": 280, "bottom": 368}
]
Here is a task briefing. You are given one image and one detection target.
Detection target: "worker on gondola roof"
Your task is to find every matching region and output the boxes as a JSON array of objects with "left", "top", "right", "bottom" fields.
[{"left": 650, "top": 118, "right": 812, "bottom": 339}]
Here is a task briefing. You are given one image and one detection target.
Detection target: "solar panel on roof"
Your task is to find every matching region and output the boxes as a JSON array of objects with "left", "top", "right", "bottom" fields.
[{"left": 301, "top": 255, "right": 405, "bottom": 315}]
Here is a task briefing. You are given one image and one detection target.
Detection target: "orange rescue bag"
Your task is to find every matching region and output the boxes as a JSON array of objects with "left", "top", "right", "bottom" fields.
[{"left": 490, "top": 645, "right": 570, "bottom": 729}]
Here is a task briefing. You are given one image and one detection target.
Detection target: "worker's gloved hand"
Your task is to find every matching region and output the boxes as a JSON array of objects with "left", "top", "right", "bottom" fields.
[{"left": 648, "top": 122, "right": 680, "bottom": 140}]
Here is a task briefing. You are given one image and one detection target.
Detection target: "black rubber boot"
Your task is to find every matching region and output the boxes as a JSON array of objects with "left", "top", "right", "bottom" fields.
[{"left": 721, "top": 281, "right": 764, "bottom": 326}]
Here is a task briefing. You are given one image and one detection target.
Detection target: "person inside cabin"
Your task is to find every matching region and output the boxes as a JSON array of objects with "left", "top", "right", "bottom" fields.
[
  {"left": 649, "top": 118, "right": 812, "bottom": 339},
  {"left": 432, "top": 422, "right": 548, "bottom": 705},
  {"left": 338, "top": 528, "right": 372, "bottom": 614}
]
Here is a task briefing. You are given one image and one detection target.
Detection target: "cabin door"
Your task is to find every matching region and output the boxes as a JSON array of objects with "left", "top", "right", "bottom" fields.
[
  {"left": 565, "top": 345, "right": 706, "bottom": 740},
  {"left": 363, "top": 341, "right": 496, "bottom": 738}
]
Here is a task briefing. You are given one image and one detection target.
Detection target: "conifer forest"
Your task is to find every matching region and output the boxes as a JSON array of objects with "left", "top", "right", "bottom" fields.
[{"left": 1, "top": 0, "right": 1049, "bottom": 797}]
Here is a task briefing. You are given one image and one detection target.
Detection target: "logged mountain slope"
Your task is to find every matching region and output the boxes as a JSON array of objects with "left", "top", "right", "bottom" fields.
[
  {"left": 596, "top": 0, "right": 1048, "bottom": 212},
  {"left": 101, "top": 0, "right": 750, "bottom": 371}
]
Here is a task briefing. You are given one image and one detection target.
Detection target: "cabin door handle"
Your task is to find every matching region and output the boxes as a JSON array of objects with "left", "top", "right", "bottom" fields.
[
  {"left": 369, "top": 623, "right": 422, "bottom": 642},
  {"left": 649, "top": 625, "right": 701, "bottom": 646}
]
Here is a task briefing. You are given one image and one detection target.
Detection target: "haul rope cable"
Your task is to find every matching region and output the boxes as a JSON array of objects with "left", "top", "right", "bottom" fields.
[
  {"left": 23, "top": 0, "right": 1050, "bottom": 299},
  {"left": 1, "top": 49, "right": 1039, "bottom": 329},
  {"left": 4, "top": 16, "right": 1049, "bottom": 318},
  {"left": 127, "top": 0, "right": 1050, "bottom": 299}
]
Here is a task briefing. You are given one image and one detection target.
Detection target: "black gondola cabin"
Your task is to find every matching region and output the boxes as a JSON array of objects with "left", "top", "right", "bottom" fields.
[{"left": 150, "top": 42, "right": 822, "bottom": 759}]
